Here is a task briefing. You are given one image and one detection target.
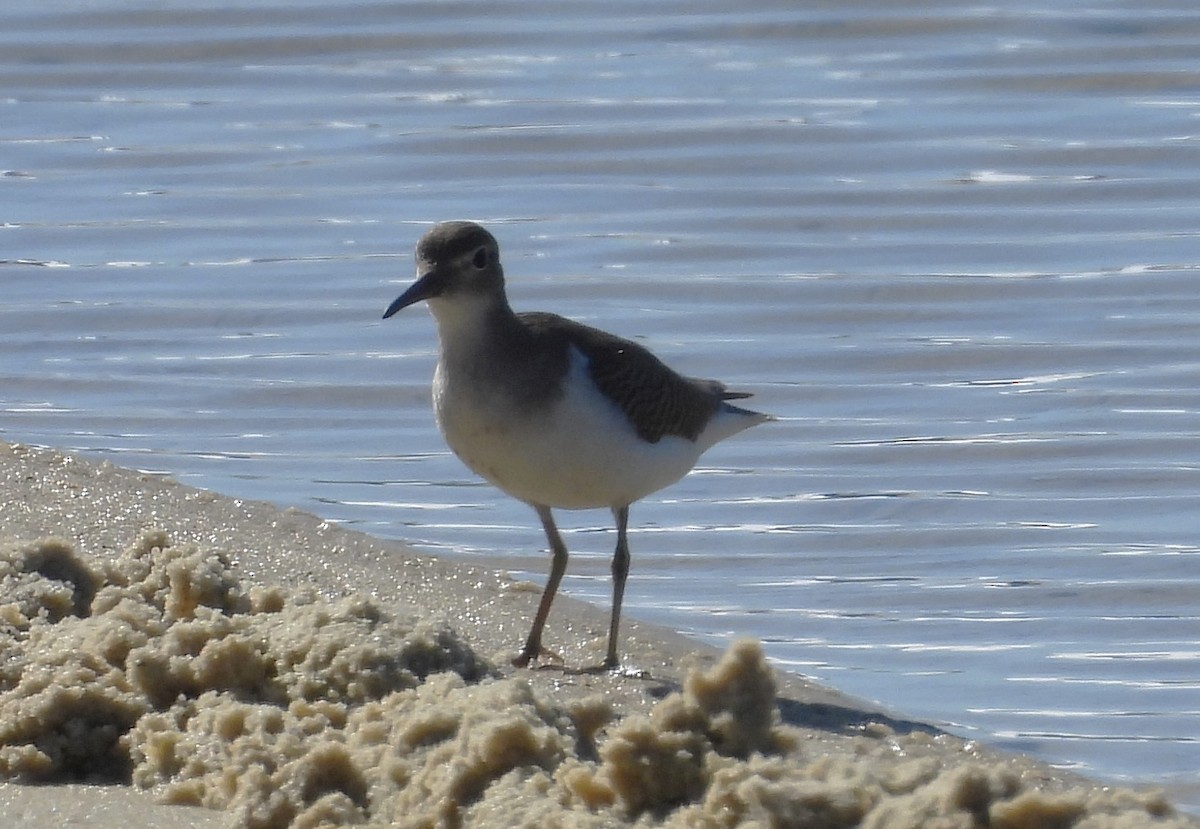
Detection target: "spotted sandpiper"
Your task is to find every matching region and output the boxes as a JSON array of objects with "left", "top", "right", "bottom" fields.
[{"left": 384, "top": 221, "right": 771, "bottom": 669}]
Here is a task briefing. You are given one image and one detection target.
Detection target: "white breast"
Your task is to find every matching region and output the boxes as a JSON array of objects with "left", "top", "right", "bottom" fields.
[{"left": 435, "top": 346, "right": 716, "bottom": 510}]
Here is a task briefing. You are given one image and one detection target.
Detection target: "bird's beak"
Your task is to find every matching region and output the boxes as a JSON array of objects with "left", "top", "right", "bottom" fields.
[{"left": 382, "top": 269, "right": 442, "bottom": 319}]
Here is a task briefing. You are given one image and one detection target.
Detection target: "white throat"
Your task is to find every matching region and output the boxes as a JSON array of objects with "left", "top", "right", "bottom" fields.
[{"left": 426, "top": 293, "right": 507, "bottom": 358}]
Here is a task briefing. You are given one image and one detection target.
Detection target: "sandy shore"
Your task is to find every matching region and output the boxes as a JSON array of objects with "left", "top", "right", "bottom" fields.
[{"left": 1, "top": 439, "right": 1193, "bottom": 828}]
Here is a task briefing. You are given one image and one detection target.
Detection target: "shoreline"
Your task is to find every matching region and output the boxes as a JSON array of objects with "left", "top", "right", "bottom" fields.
[{"left": 1, "top": 439, "right": 1193, "bottom": 827}]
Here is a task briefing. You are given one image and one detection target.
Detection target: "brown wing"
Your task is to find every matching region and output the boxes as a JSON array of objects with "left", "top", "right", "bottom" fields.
[{"left": 519, "top": 312, "right": 724, "bottom": 443}]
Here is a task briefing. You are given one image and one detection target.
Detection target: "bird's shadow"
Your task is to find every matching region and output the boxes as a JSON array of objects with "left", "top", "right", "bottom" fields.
[
  {"left": 547, "top": 665, "right": 945, "bottom": 739},
  {"left": 776, "top": 696, "right": 946, "bottom": 738},
  {"left": 637, "top": 674, "right": 944, "bottom": 738}
]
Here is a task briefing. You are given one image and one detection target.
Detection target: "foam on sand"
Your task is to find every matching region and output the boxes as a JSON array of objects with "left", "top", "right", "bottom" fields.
[{"left": 1, "top": 531, "right": 1190, "bottom": 829}]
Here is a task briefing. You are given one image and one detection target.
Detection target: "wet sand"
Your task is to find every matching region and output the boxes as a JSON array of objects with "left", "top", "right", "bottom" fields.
[{"left": 1, "top": 439, "right": 1193, "bottom": 828}]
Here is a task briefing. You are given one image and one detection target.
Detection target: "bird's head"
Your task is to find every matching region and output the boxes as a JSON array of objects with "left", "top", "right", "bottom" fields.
[{"left": 383, "top": 221, "right": 505, "bottom": 319}]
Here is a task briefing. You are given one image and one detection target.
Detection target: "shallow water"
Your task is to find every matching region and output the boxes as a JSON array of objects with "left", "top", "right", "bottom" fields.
[{"left": 2, "top": 0, "right": 1198, "bottom": 807}]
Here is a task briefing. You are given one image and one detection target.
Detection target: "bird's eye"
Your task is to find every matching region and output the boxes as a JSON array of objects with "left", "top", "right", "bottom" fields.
[{"left": 472, "top": 247, "right": 488, "bottom": 269}]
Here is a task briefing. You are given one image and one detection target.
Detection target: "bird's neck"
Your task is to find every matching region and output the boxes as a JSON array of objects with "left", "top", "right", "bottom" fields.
[{"left": 427, "top": 292, "right": 519, "bottom": 359}]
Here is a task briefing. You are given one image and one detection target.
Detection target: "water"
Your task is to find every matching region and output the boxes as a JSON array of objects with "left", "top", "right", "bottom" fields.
[{"left": 2, "top": 0, "right": 1198, "bottom": 808}]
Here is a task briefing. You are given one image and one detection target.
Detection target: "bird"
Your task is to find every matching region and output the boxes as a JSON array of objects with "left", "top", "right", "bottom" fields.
[{"left": 383, "top": 221, "right": 772, "bottom": 669}]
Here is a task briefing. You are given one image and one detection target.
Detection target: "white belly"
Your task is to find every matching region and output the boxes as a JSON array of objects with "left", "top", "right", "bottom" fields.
[{"left": 434, "top": 347, "right": 708, "bottom": 510}]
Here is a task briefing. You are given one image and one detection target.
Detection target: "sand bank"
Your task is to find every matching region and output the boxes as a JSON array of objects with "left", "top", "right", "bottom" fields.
[{"left": 1, "top": 440, "right": 1193, "bottom": 828}]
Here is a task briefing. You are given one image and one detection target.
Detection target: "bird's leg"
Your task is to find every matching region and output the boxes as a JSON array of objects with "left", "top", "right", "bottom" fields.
[
  {"left": 514, "top": 504, "right": 568, "bottom": 667},
  {"left": 604, "top": 505, "right": 631, "bottom": 670}
]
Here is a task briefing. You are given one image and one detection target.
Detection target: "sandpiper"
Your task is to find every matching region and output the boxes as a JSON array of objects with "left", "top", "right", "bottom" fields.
[{"left": 384, "top": 221, "right": 771, "bottom": 669}]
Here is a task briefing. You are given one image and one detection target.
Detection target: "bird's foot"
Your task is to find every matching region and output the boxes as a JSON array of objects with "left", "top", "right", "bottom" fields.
[
  {"left": 511, "top": 645, "right": 563, "bottom": 669},
  {"left": 573, "top": 653, "right": 640, "bottom": 676},
  {"left": 573, "top": 661, "right": 647, "bottom": 679}
]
